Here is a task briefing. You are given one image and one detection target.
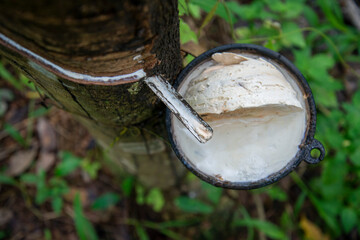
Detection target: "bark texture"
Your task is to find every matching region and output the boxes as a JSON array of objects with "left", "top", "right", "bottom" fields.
[{"left": 0, "top": 0, "right": 184, "bottom": 188}]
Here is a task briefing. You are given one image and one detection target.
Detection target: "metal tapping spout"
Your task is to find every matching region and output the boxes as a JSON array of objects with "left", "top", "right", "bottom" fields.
[
  {"left": 0, "top": 33, "right": 213, "bottom": 144},
  {"left": 145, "top": 76, "right": 213, "bottom": 143}
]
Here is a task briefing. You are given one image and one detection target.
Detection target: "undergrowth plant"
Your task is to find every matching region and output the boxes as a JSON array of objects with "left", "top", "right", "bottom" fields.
[{"left": 0, "top": 150, "right": 112, "bottom": 240}]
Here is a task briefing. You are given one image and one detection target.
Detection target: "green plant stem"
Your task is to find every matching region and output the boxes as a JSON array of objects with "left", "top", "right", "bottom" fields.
[
  {"left": 290, "top": 172, "right": 311, "bottom": 196},
  {"left": 125, "top": 218, "right": 185, "bottom": 240},
  {"left": 222, "top": 1, "right": 235, "bottom": 40},
  {"left": 239, "top": 207, "right": 255, "bottom": 240},
  {"left": 253, "top": 194, "right": 266, "bottom": 240},
  {"left": 197, "top": 0, "right": 220, "bottom": 37},
  {"left": 12, "top": 181, "right": 43, "bottom": 219},
  {"left": 318, "top": 103, "right": 332, "bottom": 116}
]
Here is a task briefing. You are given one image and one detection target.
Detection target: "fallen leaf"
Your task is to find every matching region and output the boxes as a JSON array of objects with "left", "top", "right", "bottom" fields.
[
  {"left": 36, "top": 151, "right": 56, "bottom": 173},
  {"left": 0, "top": 145, "right": 17, "bottom": 162},
  {"left": 7, "top": 149, "right": 37, "bottom": 176},
  {"left": 26, "top": 230, "right": 42, "bottom": 240},
  {"left": 37, "top": 118, "right": 57, "bottom": 152},
  {"left": 64, "top": 188, "right": 88, "bottom": 207},
  {"left": 25, "top": 91, "right": 41, "bottom": 99},
  {"left": 300, "top": 215, "right": 330, "bottom": 240},
  {"left": 86, "top": 210, "right": 112, "bottom": 223},
  {"left": 0, "top": 208, "right": 13, "bottom": 226},
  {"left": 0, "top": 101, "right": 8, "bottom": 117},
  {"left": 181, "top": 41, "right": 206, "bottom": 57}
]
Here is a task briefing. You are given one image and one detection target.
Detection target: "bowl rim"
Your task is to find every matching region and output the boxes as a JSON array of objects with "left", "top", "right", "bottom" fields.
[{"left": 165, "top": 43, "right": 322, "bottom": 189}]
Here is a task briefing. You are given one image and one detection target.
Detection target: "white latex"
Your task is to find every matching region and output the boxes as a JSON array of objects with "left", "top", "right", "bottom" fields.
[
  {"left": 173, "top": 52, "right": 307, "bottom": 182},
  {"left": 184, "top": 52, "right": 302, "bottom": 115}
]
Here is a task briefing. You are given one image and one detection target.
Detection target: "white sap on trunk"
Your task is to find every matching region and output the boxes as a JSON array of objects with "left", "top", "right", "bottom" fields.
[{"left": 172, "top": 52, "right": 307, "bottom": 182}]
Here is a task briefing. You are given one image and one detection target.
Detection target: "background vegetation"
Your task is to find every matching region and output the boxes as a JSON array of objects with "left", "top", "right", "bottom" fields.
[{"left": 0, "top": 0, "right": 359, "bottom": 239}]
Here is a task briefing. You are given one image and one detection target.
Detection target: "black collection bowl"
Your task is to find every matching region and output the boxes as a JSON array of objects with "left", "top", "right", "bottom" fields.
[{"left": 166, "top": 44, "right": 325, "bottom": 190}]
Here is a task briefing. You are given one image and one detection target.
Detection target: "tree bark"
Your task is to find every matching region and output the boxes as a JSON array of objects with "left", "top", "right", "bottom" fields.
[{"left": 0, "top": 0, "right": 185, "bottom": 188}]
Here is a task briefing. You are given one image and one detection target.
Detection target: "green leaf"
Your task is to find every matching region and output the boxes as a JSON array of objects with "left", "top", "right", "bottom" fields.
[
  {"left": 264, "top": 39, "right": 276, "bottom": 51},
  {"left": 178, "top": 0, "right": 188, "bottom": 16},
  {"left": 55, "top": 151, "right": 81, "bottom": 177},
  {"left": 80, "top": 159, "right": 100, "bottom": 179},
  {"left": 191, "top": 0, "right": 235, "bottom": 23},
  {"left": 49, "top": 186, "right": 69, "bottom": 199},
  {"left": 309, "top": 54, "right": 335, "bottom": 72},
  {"left": 343, "top": 103, "right": 360, "bottom": 139},
  {"left": 282, "top": 1, "right": 305, "bottom": 19},
  {"left": 140, "top": 221, "right": 185, "bottom": 240},
  {"left": 20, "top": 173, "right": 38, "bottom": 184},
  {"left": 35, "top": 170, "right": 50, "bottom": 204},
  {"left": 36, "top": 187, "right": 50, "bottom": 204},
  {"left": 320, "top": 153, "right": 347, "bottom": 192},
  {"left": 145, "top": 188, "right": 165, "bottom": 212},
  {"left": 29, "top": 106, "right": 50, "bottom": 119},
  {"left": 266, "top": 0, "right": 305, "bottom": 18},
  {"left": 121, "top": 176, "right": 134, "bottom": 197},
  {"left": 49, "top": 176, "right": 68, "bottom": 188},
  {"left": 348, "top": 189, "right": 360, "bottom": 207},
  {"left": 352, "top": 91, "right": 360, "bottom": 107},
  {"left": 91, "top": 192, "right": 120, "bottom": 210},
  {"left": 179, "top": 19, "right": 198, "bottom": 44},
  {"left": 74, "top": 193, "right": 99, "bottom": 240},
  {"left": 227, "top": 1, "right": 267, "bottom": 21},
  {"left": 184, "top": 55, "right": 195, "bottom": 66},
  {"left": 44, "top": 229, "right": 52, "bottom": 240},
  {"left": 303, "top": 5, "right": 319, "bottom": 26},
  {"left": 0, "top": 231, "right": 7, "bottom": 240},
  {"left": 265, "top": 186, "right": 288, "bottom": 202},
  {"left": 0, "top": 63, "right": 23, "bottom": 90},
  {"left": 234, "top": 219, "right": 287, "bottom": 240},
  {"left": 3, "top": 123, "right": 27, "bottom": 147},
  {"left": 341, "top": 207, "right": 357, "bottom": 234},
  {"left": 297, "top": 52, "right": 341, "bottom": 108},
  {"left": 135, "top": 225, "right": 150, "bottom": 240},
  {"left": 189, "top": 3, "right": 201, "bottom": 19},
  {"left": 19, "top": 74, "right": 36, "bottom": 91},
  {"left": 266, "top": 0, "right": 287, "bottom": 13},
  {"left": 52, "top": 197, "right": 63, "bottom": 214},
  {"left": 0, "top": 174, "right": 16, "bottom": 185},
  {"left": 317, "top": 113, "right": 344, "bottom": 148},
  {"left": 294, "top": 48, "right": 311, "bottom": 72},
  {"left": 316, "top": 0, "right": 347, "bottom": 32},
  {"left": 309, "top": 195, "right": 340, "bottom": 234},
  {"left": 136, "top": 185, "right": 145, "bottom": 205},
  {"left": 201, "top": 181, "right": 222, "bottom": 204},
  {"left": 174, "top": 196, "right": 213, "bottom": 214},
  {"left": 280, "top": 211, "right": 293, "bottom": 230},
  {"left": 281, "top": 22, "right": 306, "bottom": 48}
]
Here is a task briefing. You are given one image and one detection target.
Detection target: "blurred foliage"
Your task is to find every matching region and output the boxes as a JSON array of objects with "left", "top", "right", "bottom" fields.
[
  {"left": 179, "top": 0, "right": 360, "bottom": 239},
  {"left": 74, "top": 193, "right": 99, "bottom": 240}
]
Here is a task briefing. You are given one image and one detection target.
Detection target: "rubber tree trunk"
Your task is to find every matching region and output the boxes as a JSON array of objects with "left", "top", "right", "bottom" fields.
[{"left": 0, "top": 0, "right": 185, "bottom": 189}]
